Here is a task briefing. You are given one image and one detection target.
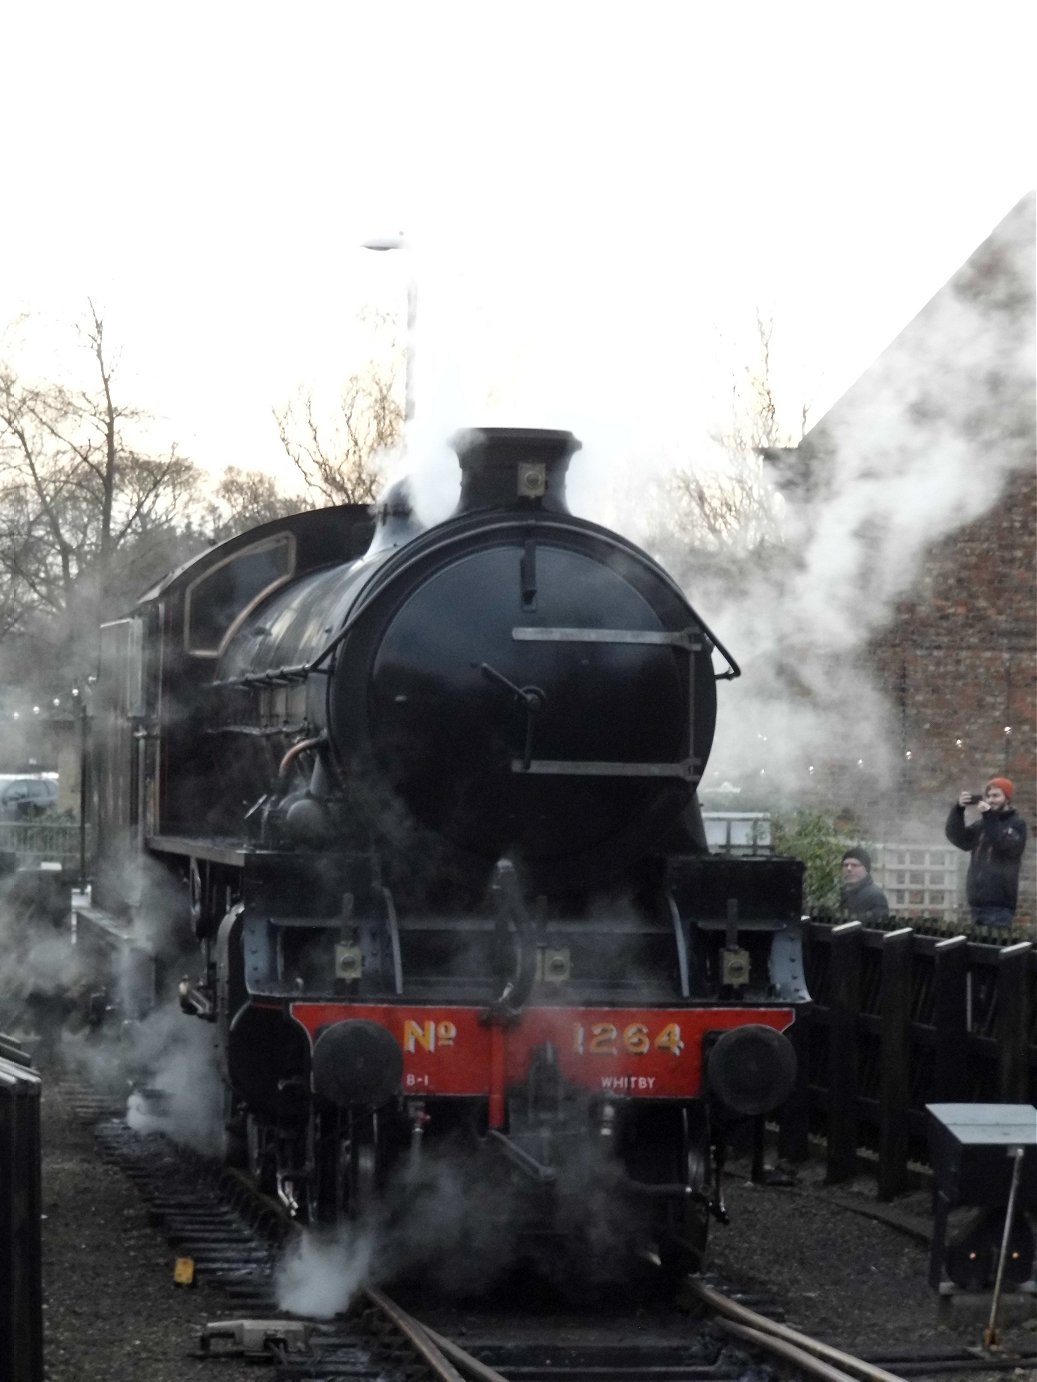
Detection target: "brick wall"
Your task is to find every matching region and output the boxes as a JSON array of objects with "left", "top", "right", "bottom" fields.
[
  {"left": 770, "top": 194, "right": 1036, "bottom": 926},
  {"left": 870, "top": 465, "right": 1036, "bottom": 920}
]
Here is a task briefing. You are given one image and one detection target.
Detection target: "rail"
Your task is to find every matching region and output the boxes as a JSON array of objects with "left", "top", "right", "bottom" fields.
[{"left": 689, "top": 1279, "right": 907, "bottom": 1382}]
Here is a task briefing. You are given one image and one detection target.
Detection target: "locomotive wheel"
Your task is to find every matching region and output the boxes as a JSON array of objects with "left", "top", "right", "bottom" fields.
[
  {"left": 625, "top": 1106, "right": 710, "bottom": 1282},
  {"left": 306, "top": 1109, "right": 382, "bottom": 1224},
  {"left": 222, "top": 1117, "right": 248, "bottom": 1169},
  {"left": 222, "top": 1090, "right": 248, "bottom": 1169},
  {"left": 345, "top": 1112, "right": 379, "bottom": 1220},
  {"left": 246, "top": 1113, "right": 280, "bottom": 1199},
  {"left": 657, "top": 1142, "right": 710, "bottom": 1282}
]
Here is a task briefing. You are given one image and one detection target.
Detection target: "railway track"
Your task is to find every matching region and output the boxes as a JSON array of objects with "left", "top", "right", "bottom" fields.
[
  {"left": 199, "top": 1283, "right": 1037, "bottom": 1382},
  {"left": 73, "top": 1087, "right": 1035, "bottom": 1382}
]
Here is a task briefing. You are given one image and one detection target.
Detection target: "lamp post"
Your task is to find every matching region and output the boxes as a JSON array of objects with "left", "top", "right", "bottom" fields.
[
  {"left": 361, "top": 232, "right": 416, "bottom": 424},
  {"left": 72, "top": 685, "right": 88, "bottom": 891}
]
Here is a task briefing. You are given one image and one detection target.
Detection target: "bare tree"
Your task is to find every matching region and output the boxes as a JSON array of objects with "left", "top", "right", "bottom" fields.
[
  {"left": 0, "top": 303, "right": 203, "bottom": 679},
  {"left": 274, "top": 310, "right": 403, "bottom": 505},
  {"left": 0, "top": 563, "right": 25, "bottom": 642},
  {"left": 204, "top": 465, "right": 313, "bottom": 543},
  {"left": 647, "top": 314, "right": 808, "bottom": 585}
]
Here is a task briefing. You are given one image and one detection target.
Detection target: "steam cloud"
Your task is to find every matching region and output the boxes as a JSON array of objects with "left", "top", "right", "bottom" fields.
[
  {"left": 271, "top": 1129, "right": 648, "bottom": 1317},
  {"left": 120, "top": 1004, "right": 225, "bottom": 1154},
  {"left": 271, "top": 1143, "right": 516, "bottom": 1317},
  {"left": 0, "top": 871, "right": 87, "bottom": 1042},
  {"left": 392, "top": 198, "right": 1034, "bottom": 832},
  {"left": 696, "top": 198, "right": 1034, "bottom": 820},
  {"left": 276, "top": 1227, "right": 375, "bottom": 1319}
]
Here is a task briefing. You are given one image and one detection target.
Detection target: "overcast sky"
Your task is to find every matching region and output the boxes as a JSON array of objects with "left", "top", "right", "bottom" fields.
[{"left": 1, "top": 1, "right": 1033, "bottom": 486}]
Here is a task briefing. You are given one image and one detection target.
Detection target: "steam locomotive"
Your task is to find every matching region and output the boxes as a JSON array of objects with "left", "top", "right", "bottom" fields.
[{"left": 83, "top": 427, "right": 807, "bottom": 1278}]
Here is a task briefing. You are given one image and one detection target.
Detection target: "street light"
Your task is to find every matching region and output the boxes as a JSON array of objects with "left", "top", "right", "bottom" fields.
[{"left": 361, "top": 232, "right": 416, "bottom": 424}]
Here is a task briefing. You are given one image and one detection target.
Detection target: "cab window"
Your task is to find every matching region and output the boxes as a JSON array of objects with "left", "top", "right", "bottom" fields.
[{"left": 185, "top": 534, "right": 294, "bottom": 655}]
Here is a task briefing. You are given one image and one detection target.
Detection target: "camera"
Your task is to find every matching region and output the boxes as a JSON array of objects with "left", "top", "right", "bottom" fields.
[{"left": 966, "top": 793, "right": 983, "bottom": 804}]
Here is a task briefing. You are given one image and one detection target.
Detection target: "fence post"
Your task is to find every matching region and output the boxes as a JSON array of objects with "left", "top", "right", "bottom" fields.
[
  {"left": 996, "top": 942, "right": 1033, "bottom": 1101},
  {"left": 777, "top": 1004, "right": 812, "bottom": 1166},
  {"left": 932, "top": 934, "right": 969, "bottom": 1102},
  {"left": 0, "top": 1053, "right": 44, "bottom": 1382},
  {"left": 827, "top": 921, "right": 863, "bottom": 1185},
  {"left": 878, "top": 927, "right": 914, "bottom": 1199}
]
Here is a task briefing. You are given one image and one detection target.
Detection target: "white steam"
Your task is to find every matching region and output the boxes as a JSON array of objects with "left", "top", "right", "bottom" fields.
[
  {"left": 275, "top": 1227, "right": 374, "bottom": 1319},
  {"left": 121, "top": 1005, "right": 225, "bottom": 1154},
  {"left": 697, "top": 198, "right": 1034, "bottom": 808},
  {"left": 0, "top": 873, "right": 86, "bottom": 1047},
  {"left": 58, "top": 997, "right": 225, "bottom": 1156},
  {"left": 376, "top": 198, "right": 1032, "bottom": 827}
]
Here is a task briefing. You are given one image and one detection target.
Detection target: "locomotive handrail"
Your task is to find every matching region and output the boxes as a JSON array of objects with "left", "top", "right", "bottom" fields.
[
  {"left": 666, "top": 890, "right": 691, "bottom": 998},
  {"left": 696, "top": 615, "right": 740, "bottom": 681},
  {"left": 483, "top": 860, "right": 537, "bottom": 1020},
  {"left": 513, "top": 625, "right": 703, "bottom": 648},
  {"left": 210, "top": 512, "right": 742, "bottom": 691},
  {"left": 511, "top": 620, "right": 740, "bottom": 679},
  {"left": 205, "top": 721, "right": 309, "bottom": 737},
  {"left": 210, "top": 666, "right": 324, "bottom": 690},
  {"left": 711, "top": 641, "right": 739, "bottom": 679},
  {"left": 512, "top": 756, "right": 700, "bottom": 779}
]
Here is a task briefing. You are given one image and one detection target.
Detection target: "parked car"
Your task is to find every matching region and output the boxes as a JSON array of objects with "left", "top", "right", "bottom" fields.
[{"left": 0, "top": 777, "right": 58, "bottom": 819}]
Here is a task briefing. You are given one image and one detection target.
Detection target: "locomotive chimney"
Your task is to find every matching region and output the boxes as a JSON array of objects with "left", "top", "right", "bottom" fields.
[{"left": 450, "top": 427, "right": 581, "bottom": 516}]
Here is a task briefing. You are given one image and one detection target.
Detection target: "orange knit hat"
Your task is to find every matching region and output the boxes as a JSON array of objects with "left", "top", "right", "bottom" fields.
[{"left": 985, "top": 777, "right": 1014, "bottom": 799}]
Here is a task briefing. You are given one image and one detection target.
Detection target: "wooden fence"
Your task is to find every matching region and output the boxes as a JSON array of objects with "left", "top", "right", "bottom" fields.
[{"left": 777, "top": 919, "right": 1037, "bottom": 1197}]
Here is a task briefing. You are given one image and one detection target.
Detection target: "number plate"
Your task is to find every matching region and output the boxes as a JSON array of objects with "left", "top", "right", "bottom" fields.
[{"left": 290, "top": 1003, "right": 794, "bottom": 1098}]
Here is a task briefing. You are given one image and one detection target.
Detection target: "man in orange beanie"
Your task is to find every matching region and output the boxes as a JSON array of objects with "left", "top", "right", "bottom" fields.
[{"left": 946, "top": 778, "right": 1027, "bottom": 926}]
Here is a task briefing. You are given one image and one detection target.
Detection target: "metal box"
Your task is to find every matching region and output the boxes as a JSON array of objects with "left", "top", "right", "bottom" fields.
[
  {"left": 926, "top": 1103, "right": 1037, "bottom": 1296},
  {"left": 926, "top": 1104, "right": 1037, "bottom": 1208}
]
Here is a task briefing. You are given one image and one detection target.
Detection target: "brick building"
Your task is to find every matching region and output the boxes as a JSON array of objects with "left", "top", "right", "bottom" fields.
[{"left": 769, "top": 192, "right": 1036, "bottom": 921}]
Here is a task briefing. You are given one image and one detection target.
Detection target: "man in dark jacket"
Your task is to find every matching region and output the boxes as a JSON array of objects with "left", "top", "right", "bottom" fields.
[
  {"left": 945, "top": 777, "right": 1028, "bottom": 927},
  {"left": 840, "top": 848, "right": 889, "bottom": 921}
]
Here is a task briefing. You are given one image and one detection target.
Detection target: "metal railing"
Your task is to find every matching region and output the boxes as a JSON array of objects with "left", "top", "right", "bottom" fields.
[
  {"left": 0, "top": 821, "right": 91, "bottom": 876},
  {"left": 702, "top": 812, "right": 772, "bottom": 855}
]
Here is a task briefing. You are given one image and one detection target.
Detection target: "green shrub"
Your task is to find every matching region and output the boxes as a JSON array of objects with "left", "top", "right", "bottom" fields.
[{"left": 771, "top": 809, "right": 846, "bottom": 914}]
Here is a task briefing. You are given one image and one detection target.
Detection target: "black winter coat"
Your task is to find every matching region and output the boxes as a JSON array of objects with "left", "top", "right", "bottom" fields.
[
  {"left": 945, "top": 805, "right": 1028, "bottom": 911},
  {"left": 841, "top": 875, "right": 890, "bottom": 921}
]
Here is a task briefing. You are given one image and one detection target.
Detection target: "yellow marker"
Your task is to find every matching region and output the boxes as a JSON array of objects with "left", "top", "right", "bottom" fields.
[{"left": 173, "top": 1257, "right": 195, "bottom": 1287}]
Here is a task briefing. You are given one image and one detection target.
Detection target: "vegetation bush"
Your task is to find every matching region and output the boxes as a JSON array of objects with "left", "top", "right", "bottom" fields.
[{"left": 771, "top": 808, "right": 856, "bottom": 914}]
